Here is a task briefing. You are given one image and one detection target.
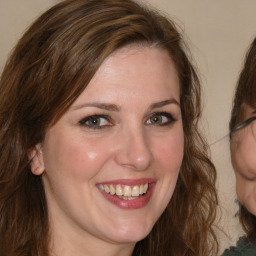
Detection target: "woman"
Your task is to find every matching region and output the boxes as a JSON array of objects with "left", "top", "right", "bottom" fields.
[
  {"left": 0, "top": 0, "right": 218, "bottom": 255},
  {"left": 223, "top": 38, "right": 256, "bottom": 255}
]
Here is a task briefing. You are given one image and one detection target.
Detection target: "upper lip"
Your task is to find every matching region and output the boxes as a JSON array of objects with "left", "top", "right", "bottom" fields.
[{"left": 97, "top": 178, "right": 155, "bottom": 186}]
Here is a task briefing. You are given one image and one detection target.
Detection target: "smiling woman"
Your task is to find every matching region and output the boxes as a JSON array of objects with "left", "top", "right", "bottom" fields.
[
  {"left": 37, "top": 46, "right": 184, "bottom": 248},
  {"left": 0, "top": 0, "right": 218, "bottom": 255}
]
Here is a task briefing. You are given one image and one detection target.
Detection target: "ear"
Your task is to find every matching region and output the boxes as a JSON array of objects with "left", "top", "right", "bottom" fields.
[{"left": 28, "top": 144, "right": 45, "bottom": 175}]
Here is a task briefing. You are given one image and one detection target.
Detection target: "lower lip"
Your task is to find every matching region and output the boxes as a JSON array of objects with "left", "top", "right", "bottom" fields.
[{"left": 98, "top": 183, "right": 155, "bottom": 209}]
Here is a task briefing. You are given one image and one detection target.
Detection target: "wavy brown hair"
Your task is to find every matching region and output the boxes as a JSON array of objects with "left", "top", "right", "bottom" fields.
[
  {"left": 230, "top": 37, "right": 256, "bottom": 242},
  {"left": 0, "top": 0, "right": 218, "bottom": 255}
]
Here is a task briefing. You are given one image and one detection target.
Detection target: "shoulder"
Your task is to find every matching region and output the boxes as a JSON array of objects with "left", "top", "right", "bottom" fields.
[{"left": 222, "top": 236, "right": 256, "bottom": 256}]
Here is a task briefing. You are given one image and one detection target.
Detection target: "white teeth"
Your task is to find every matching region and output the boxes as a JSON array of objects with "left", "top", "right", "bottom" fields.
[
  {"left": 99, "top": 183, "right": 149, "bottom": 197},
  {"left": 118, "top": 196, "right": 139, "bottom": 200},
  {"left": 139, "top": 185, "right": 144, "bottom": 195},
  {"left": 128, "top": 196, "right": 138, "bottom": 200},
  {"left": 116, "top": 185, "right": 122, "bottom": 196},
  {"left": 110, "top": 184, "right": 115, "bottom": 195},
  {"left": 104, "top": 185, "right": 110, "bottom": 193},
  {"left": 132, "top": 185, "right": 139, "bottom": 196},
  {"left": 143, "top": 184, "right": 148, "bottom": 194},
  {"left": 124, "top": 185, "right": 132, "bottom": 196}
]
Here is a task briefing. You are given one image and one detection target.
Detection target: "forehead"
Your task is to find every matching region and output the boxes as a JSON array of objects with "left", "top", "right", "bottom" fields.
[
  {"left": 99, "top": 45, "right": 176, "bottom": 78},
  {"left": 74, "top": 45, "right": 180, "bottom": 105}
]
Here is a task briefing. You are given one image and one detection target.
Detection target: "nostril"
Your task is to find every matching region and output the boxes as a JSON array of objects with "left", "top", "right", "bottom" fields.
[{"left": 114, "top": 134, "right": 152, "bottom": 171}]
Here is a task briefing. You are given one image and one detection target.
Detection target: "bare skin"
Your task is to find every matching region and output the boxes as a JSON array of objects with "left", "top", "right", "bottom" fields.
[
  {"left": 231, "top": 103, "right": 256, "bottom": 216},
  {"left": 30, "top": 45, "right": 184, "bottom": 256}
]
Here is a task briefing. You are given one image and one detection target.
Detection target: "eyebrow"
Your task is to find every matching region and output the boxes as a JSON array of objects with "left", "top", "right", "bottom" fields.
[
  {"left": 149, "top": 99, "right": 180, "bottom": 109},
  {"left": 71, "top": 98, "right": 179, "bottom": 112},
  {"left": 71, "top": 102, "right": 120, "bottom": 111}
]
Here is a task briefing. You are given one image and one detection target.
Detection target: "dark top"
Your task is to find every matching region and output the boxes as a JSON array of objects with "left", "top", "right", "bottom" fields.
[{"left": 222, "top": 236, "right": 256, "bottom": 256}]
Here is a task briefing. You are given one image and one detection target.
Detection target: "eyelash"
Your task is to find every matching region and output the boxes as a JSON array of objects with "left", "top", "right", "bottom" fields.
[
  {"left": 79, "top": 115, "right": 112, "bottom": 129},
  {"left": 78, "top": 112, "right": 176, "bottom": 129},
  {"left": 146, "top": 112, "right": 176, "bottom": 126}
]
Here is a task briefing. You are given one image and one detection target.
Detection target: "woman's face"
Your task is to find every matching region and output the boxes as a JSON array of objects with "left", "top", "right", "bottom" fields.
[
  {"left": 31, "top": 46, "right": 184, "bottom": 251},
  {"left": 231, "top": 103, "right": 256, "bottom": 216}
]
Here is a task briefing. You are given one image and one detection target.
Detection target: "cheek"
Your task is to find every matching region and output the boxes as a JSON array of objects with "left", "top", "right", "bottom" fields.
[
  {"left": 231, "top": 140, "right": 256, "bottom": 180},
  {"left": 150, "top": 131, "right": 183, "bottom": 215},
  {"left": 235, "top": 173, "right": 246, "bottom": 202},
  {"left": 43, "top": 132, "right": 111, "bottom": 181},
  {"left": 154, "top": 131, "right": 184, "bottom": 174},
  {"left": 232, "top": 139, "right": 256, "bottom": 216},
  {"left": 236, "top": 175, "right": 256, "bottom": 216}
]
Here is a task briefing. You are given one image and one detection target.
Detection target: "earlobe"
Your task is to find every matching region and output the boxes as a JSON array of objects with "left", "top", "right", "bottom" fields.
[{"left": 28, "top": 144, "right": 45, "bottom": 175}]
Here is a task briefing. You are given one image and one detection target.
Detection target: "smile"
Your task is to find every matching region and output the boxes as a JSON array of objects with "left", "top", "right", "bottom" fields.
[
  {"left": 97, "top": 180, "right": 155, "bottom": 209},
  {"left": 98, "top": 183, "right": 149, "bottom": 199}
]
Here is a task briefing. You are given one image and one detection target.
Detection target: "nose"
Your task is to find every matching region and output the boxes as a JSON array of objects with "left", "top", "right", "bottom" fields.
[{"left": 114, "top": 128, "right": 153, "bottom": 171}]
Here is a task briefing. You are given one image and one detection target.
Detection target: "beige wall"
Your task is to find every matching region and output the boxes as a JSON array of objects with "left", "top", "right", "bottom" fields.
[
  {"left": 143, "top": 1, "right": 256, "bottom": 253},
  {"left": 1, "top": 0, "right": 256, "bottom": 253}
]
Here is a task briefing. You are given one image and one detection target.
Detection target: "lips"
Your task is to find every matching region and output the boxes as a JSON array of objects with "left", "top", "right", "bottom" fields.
[{"left": 97, "top": 179, "right": 155, "bottom": 209}]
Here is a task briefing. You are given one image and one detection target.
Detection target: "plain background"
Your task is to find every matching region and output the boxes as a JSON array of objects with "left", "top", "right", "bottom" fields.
[{"left": 1, "top": 0, "right": 256, "bottom": 253}]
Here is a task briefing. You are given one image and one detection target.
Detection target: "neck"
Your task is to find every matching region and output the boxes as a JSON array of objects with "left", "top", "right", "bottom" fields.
[
  {"left": 47, "top": 214, "right": 135, "bottom": 256},
  {"left": 49, "top": 239, "right": 135, "bottom": 256}
]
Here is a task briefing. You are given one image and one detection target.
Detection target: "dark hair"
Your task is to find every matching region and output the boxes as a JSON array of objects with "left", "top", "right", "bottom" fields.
[
  {"left": 230, "top": 37, "right": 256, "bottom": 242},
  {"left": 230, "top": 37, "right": 256, "bottom": 129},
  {"left": 0, "top": 0, "right": 218, "bottom": 255}
]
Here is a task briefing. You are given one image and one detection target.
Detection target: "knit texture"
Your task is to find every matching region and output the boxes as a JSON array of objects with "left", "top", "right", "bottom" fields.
[{"left": 222, "top": 236, "right": 256, "bottom": 256}]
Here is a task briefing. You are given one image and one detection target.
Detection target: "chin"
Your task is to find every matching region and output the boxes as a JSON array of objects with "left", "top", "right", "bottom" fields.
[{"left": 108, "top": 221, "right": 153, "bottom": 244}]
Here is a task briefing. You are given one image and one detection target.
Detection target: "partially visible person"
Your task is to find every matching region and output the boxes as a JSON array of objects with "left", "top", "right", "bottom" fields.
[
  {"left": 223, "top": 37, "right": 256, "bottom": 255},
  {"left": 0, "top": 0, "right": 219, "bottom": 255}
]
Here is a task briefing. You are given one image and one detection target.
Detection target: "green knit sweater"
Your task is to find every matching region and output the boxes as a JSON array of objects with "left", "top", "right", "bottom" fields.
[{"left": 222, "top": 236, "right": 256, "bottom": 256}]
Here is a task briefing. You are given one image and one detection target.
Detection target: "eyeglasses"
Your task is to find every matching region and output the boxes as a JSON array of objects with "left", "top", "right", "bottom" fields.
[{"left": 230, "top": 116, "right": 256, "bottom": 139}]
